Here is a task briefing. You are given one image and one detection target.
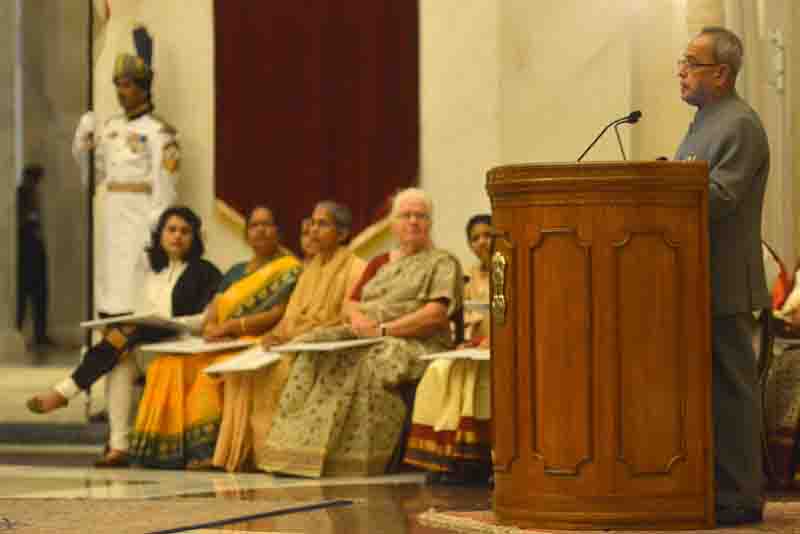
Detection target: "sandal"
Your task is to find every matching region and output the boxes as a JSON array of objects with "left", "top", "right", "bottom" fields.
[{"left": 94, "top": 449, "right": 130, "bottom": 468}]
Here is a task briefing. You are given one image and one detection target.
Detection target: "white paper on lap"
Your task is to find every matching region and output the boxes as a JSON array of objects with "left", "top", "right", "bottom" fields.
[
  {"left": 80, "top": 312, "right": 190, "bottom": 334},
  {"left": 203, "top": 345, "right": 282, "bottom": 375},
  {"left": 139, "top": 336, "right": 257, "bottom": 354},
  {"left": 271, "top": 337, "right": 385, "bottom": 353},
  {"left": 419, "top": 348, "right": 490, "bottom": 361}
]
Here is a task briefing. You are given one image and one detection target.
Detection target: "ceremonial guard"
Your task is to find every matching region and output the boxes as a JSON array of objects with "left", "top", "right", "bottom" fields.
[{"left": 73, "top": 27, "right": 180, "bottom": 316}]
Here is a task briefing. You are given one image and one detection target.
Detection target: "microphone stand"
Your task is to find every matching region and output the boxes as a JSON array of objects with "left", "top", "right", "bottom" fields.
[
  {"left": 613, "top": 122, "right": 627, "bottom": 160},
  {"left": 577, "top": 117, "right": 626, "bottom": 162},
  {"left": 577, "top": 111, "right": 642, "bottom": 162}
]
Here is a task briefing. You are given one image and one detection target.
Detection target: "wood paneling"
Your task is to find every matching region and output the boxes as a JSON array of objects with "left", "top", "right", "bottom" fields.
[
  {"left": 529, "top": 229, "right": 593, "bottom": 477},
  {"left": 613, "top": 230, "right": 685, "bottom": 478},
  {"left": 487, "top": 161, "right": 713, "bottom": 530}
]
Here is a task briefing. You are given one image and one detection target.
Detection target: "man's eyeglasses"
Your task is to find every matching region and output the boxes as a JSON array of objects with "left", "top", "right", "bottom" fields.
[
  {"left": 396, "top": 211, "right": 430, "bottom": 222},
  {"left": 676, "top": 57, "right": 720, "bottom": 72}
]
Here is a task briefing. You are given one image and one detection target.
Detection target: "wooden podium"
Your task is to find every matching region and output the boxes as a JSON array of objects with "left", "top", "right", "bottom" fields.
[{"left": 486, "top": 162, "right": 714, "bottom": 530}]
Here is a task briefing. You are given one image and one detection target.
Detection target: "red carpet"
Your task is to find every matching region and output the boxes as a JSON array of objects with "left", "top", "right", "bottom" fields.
[{"left": 419, "top": 502, "right": 800, "bottom": 533}]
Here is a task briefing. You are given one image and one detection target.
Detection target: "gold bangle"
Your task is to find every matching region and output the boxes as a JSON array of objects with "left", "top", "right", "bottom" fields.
[{"left": 240, "top": 317, "right": 246, "bottom": 335}]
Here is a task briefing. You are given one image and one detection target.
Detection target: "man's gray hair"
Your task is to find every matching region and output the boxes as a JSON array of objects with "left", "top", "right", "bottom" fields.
[
  {"left": 315, "top": 200, "right": 353, "bottom": 236},
  {"left": 700, "top": 26, "right": 743, "bottom": 79},
  {"left": 391, "top": 187, "right": 433, "bottom": 219}
]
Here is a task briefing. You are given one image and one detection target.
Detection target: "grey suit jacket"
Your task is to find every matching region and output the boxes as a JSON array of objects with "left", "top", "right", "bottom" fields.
[{"left": 675, "top": 92, "right": 770, "bottom": 316}]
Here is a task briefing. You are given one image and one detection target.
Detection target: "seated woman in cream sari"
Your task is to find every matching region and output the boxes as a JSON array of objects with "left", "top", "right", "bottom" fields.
[
  {"left": 404, "top": 214, "right": 493, "bottom": 484},
  {"left": 129, "top": 206, "right": 302, "bottom": 469},
  {"left": 212, "top": 201, "right": 365, "bottom": 472},
  {"left": 258, "top": 188, "right": 463, "bottom": 477}
]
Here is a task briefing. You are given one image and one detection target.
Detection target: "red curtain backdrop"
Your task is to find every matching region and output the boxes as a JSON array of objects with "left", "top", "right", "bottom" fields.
[{"left": 214, "top": 2, "right": 419, "bottom": 253}]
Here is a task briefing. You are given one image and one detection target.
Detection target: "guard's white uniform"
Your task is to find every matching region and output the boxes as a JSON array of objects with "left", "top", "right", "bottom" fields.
[{"left": 73, "top": 111, "right": 180, "bottom": 314}]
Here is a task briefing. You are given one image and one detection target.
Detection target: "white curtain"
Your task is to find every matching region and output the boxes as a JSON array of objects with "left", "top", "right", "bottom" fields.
[{"left": 723, "top": 0, "right": 795, "bottom": 266}]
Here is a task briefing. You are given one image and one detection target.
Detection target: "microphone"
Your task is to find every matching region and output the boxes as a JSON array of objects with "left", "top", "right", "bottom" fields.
[{"left": 577, "top": 110, "right": 642, "bottom": 162}]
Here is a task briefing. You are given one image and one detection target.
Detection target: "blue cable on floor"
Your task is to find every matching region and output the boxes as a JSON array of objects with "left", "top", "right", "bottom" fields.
[{"left": 145, "top": 499, "right": 354, "bottom": 534}]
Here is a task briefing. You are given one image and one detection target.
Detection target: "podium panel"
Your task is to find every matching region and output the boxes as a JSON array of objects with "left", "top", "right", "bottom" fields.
[{"left": 487, "top": 162, "right": 713, "bottom": 530}]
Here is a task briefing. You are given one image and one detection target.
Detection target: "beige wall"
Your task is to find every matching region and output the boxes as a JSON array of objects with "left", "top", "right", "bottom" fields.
[
  {"left": 418, "top": 0, "right": 500, "bottom": 266},
  {"left": 498, "top": 1, "right": 694, "bottom": 164},
  {"left": 420, "top": 1, "right": 693, "bottom": 266},
  {"left": 500, "top": 1, "right": 635, "bottom": 164},
  {"left": 631, "top": 1, "right": 697, "bottom": 160}
]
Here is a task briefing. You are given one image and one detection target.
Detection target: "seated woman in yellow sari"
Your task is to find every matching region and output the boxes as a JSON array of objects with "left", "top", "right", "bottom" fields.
[
  {"left": 404, "top": 214, "right": 493, "bottom": 484},
  {"left": 258, "top": 188, "right": 463, "bottom": 477},
  {"left": 129, "top": 206, "right": 302, "bottom": 469},
  {"left": 212, "top": 201, "right": 365, "bottom": 472}
]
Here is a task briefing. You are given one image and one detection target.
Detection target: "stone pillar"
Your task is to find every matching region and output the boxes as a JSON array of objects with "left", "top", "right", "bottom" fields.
[
  {"left": 0, "top": 0, "right": 27, "bottom": 363},
  {"left": 22, "top": 0, "right": 90, "bottom": 348}
]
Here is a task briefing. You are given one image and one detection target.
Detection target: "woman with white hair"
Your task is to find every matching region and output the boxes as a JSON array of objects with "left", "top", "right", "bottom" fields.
[{"left": 257, "top": 188, "right": 463, "bottom": 477}]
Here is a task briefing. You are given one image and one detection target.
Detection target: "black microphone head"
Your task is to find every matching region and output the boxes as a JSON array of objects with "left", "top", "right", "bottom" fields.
[{"left": 627, "top": 110, "right": 642, "bottom": 124}]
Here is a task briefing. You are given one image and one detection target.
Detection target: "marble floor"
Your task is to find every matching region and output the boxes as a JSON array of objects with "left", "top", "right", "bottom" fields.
[
  {"left": 0, "top": 452, "right": 490, "bottom": 533},
  {"left": 0, "top": 347, "right": 490, "bottom": 533}
]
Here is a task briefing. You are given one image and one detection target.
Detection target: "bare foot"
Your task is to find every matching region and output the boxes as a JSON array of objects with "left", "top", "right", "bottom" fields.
[
  {"left": 186, "top": 458, "right": 214, "bottom": 471},
  {"left": 26, "top": 390, "right": 68, "bottom": 414}
]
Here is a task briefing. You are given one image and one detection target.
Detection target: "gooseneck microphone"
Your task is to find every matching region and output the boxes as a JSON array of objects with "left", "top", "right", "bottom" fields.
[{"left": 577, "top": 110, "right": 643, "bottom": 162}]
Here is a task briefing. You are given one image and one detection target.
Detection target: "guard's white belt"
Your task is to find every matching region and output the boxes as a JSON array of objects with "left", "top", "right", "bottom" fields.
[{"left": 106, "top": 181, "right": 152, "bottom": 194}]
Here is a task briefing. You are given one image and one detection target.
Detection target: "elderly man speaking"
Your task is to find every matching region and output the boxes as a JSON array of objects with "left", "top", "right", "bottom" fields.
[{"left": 675, "top": 26, "right": 769, "bottom": 526}]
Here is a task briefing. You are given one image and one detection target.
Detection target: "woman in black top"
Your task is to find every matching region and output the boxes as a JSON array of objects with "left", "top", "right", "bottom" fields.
[{"left": 27, "top": 205, "right": 222, "bottom": 466}]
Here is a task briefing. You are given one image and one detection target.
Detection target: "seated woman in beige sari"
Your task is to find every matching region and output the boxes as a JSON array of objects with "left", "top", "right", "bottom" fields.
[
  {"left": 258, "top": 188, "right": 463, "bottom": 477},
  {"left": 212, "top": 201, "right": 365, "bottom": 472},
  {"left": 404, "top": 214, "right": 493, "bottom": 484},
  {"left": 129, "top": 206, "right": 302, "bottom": 469}
]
